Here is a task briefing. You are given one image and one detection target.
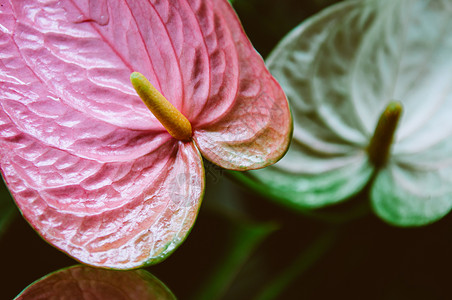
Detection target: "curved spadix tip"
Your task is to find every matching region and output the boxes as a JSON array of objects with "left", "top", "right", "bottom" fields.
[
  {"left": 368, "top": 100, "right": 403, "bottom": 168},
  {"left": 384, "top": 101, "right": 402, "bottom": 118},
  {"left": 130, "top": 72, "right": 192, "bottom": 141}
]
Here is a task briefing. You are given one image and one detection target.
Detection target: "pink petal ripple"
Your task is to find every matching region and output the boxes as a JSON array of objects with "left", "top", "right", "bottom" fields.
[{"left": 0, "top": 0, "right": 290, "bottom": 268}]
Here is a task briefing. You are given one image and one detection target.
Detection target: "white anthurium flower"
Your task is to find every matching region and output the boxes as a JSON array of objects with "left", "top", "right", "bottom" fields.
[{"left": 233, "top": 0, "right": 452, "bottom": 226}]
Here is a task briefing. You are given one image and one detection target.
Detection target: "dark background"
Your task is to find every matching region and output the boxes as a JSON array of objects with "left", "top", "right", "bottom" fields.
[{"left": 2, "top": 0, "right": 452, "bottom": 299}]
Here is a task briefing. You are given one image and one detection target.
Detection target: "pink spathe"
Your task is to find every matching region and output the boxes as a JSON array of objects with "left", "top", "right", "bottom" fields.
[{"left": 0, "top": 0, "right": 291, "bottom": 269}]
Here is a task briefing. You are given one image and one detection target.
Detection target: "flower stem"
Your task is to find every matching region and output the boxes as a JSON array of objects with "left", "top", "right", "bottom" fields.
[
  {"left": 367, "top": 101, "right": 403, "bottom": 168},
  {"left": 254, "top": 226, "right": 340, "bottom": 300},
  {"left": 192, "top": 220, "right": 278, "bottom": 300}
]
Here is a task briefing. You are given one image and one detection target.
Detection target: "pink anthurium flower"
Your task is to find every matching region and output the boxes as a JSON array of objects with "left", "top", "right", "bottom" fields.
[{"left": 0, "top": 0, "right": 291, "bottom": 269}]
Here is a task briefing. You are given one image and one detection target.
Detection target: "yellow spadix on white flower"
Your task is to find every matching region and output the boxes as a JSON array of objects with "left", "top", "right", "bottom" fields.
[{"left": 130, "top": 72, "right": 192, "bottom": 141}]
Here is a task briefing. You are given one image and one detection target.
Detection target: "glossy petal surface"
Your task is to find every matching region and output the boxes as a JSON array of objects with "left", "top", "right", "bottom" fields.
[
  {"left": 372, "top": 161, "right": 452, "bottom": 226},
  {"left": 190, "top": 0, "right": 292, "bottom": 170},
  {"left": 1, "top": 1, "right": 205, "bottom": 268},
  {"left": 15, "top": 265, "right": 176, "bottom": 300},
  {"left": 374, "top": 135, "right": 452, "bottom": 226},
  {"left": 3, "top": 0, "right": 290, "bottom": 171},
  {"left": 241, "top": 0, "right": 452, "bottom": 225},
  {"left": 235, "top": 144, "right": 373, "bottom": 209},
  {"left": 240, "top": 1, "right": 375, "bottom": 207}
]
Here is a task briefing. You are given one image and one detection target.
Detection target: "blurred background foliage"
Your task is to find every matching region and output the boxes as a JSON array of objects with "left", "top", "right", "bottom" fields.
[{"left": 2, "top": 0, "right": 452, "bottom": 299}]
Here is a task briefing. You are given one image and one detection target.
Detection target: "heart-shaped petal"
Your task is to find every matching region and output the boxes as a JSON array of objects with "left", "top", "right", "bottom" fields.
[
  {"left": 1, "top": 1, "right": 205, "bottom": 268},
  {"left": 5, "top": 0, "right": 291, "bottom": 169},
  {"left": 1, "top": 109, "right": 204, "bottom": 268},
  {"left": 15, "top": 265, "right": 176, "bottom": 299},
  {"left": 0, "top": 0, "right": 290, "bottom": 268},
  {"left": 234, "top": 143, "right": 373, "bottom": 208},
  {"left": 372, "top": 161, "right": 452, "bottom": 226},
  {"left": 187, "top": 0, "right": 292, "bottom": 170},
  {"left": 375, "top": 135, "right": 452, "bottom": 226},
  {"left": 234, "top": 0, "right": 375, "bottom": 206},
  {"left": 235, "top": 0, "right": 452, "bottom": 225}
]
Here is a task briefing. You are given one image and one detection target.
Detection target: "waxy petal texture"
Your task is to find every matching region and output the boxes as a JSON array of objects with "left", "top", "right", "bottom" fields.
[
  {"left": 15, "top": 265, "right": 176, "bottom": 299},
  {"left": 191, "top": 0, "right": 292, "bottom": 170},
  {"left": 372, "top": 161, "right": 452, "bottom": 226},
  {"left": 238, "top": 0, "right": 452, "bottom": 225},
  {"left": 4, "top": 0, "right": 291, "bottom": 169},
  {"left": 1, "top": 0, "right": 289, "bottom": 267},
  {"left": 0, "top": 0, "right": 209, "bottom": 268},
  {"left": 236, "top": 1, "right": 375, "bottom": 207}
]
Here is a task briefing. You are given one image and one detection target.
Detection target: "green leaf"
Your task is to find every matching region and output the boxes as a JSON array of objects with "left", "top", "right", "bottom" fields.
[
  {"left": 194, "top": 221, "right": 278, "bottom": 300},
  {"left": 193, "top": 172, "right": 279, "bottom": 300},
  {"left": 14, "top": 265, "right": 176, "bottom": 300},
  {"left": 254, "top": 226, "right": 339, "bottom": 300},
  {"left": 235, "top": 0, "right": 452, "bottom": 226}
]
